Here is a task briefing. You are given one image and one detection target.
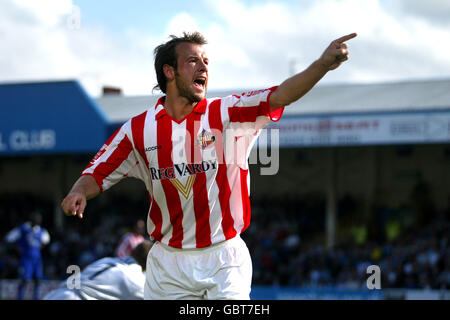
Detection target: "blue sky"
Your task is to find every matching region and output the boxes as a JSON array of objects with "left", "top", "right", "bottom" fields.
[
  {"left": 1, "top": 0, "right": 450, "bottom": 96},
  {"left": 72, "top": 0, "right": 215, "bottom": 35},
  {"left": 72, "top": 0, "right": 302, "bottom": 31},
  {"left": 71, "top": 0, "right": 304, "bottom": 44},
  {"left": 71, "top": 0, "right": 395, "bottom": 36}
]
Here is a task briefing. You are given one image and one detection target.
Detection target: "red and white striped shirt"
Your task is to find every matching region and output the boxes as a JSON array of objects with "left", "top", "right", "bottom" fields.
[{"left": 82, "top": 87, "right": 284, "bottom": 249}]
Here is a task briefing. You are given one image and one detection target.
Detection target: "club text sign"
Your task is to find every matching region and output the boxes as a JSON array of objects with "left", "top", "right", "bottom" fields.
[{"left": 0, "top": 129, "right": 56, "bottom": 152}]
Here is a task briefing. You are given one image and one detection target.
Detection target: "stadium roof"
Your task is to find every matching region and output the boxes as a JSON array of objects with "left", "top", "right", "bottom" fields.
[
  {"left": 1, "top": 78, "right": 449, "bottom": 155},
  {"left": 96, "top": 78, "right": 450, "bottom": 124},
  {"left": 0, "top": 80, "right": 110, "bottom": 155}
]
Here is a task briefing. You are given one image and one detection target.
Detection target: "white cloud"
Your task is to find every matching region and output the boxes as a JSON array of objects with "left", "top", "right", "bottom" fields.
[
  {"left": 398, "top": 0, "right": 450, "bottom": 26},
  {"left": 202, "top": 0, "right": 450, "bottom": 87},
  {"left": 1, "top": 0, "right": 450, "bottom": 97},
  {"left": 13, "top": 0, "right": 73, "bottom": 26},
  {"left": 164, "top": 12, "right": 200, "bottom": 36},
  {"left": 0, "top": 0, "right": 158, "bottom": 96}
]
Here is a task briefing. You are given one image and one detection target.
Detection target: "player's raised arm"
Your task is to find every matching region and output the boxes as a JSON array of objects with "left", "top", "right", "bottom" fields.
[
  {"left": 269, "top": 32, "right": 357, "bottom": 110},
  {"left": 61, "top": 174, "right": 100, "bottom": 219}
]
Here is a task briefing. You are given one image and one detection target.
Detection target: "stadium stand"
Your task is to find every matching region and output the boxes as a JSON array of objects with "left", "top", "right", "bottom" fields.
[{"left": 1, "top": 79, "right": 450, "bottom": 299}]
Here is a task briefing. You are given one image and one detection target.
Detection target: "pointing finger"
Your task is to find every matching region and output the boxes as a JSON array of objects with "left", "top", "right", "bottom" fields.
[
  {"left": 62, "top": 200, "right": 75, "bottom": 216},
  {"left": 335, "top": 32, "right": 357, "bottom": 44},
  {"left": 75, "top": 210, "right": 83, "bottom": 219},
  {"left": 74, "top": 203, "right": 82, "bottom": 219},
  {"left": 68, "top": 198, "right": 80, "bottom": 217},
  {"left": 77, "top": 198, "right": 86, "bottom": 219},
  {"left": 71, "top": 200, "right": 80, "bottom": 216}
]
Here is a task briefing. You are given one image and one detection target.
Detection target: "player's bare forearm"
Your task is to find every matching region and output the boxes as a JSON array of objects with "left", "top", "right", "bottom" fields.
[
  {"left": 269, "top": 60, "right": 328, "bottom": 109},
  {"left": 70, "top": 175, "right": 100, "bottom": 200},
  {"left": 61, "top": 175, "right": 100, "bottom": 219},
  {"left": 269, "top": 32, "right": 357, "bottom": 110}
]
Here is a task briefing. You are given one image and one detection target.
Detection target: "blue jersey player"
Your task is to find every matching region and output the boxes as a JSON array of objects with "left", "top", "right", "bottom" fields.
[{"left": 5, "top": 212, "right": 50, "bottom": 300}]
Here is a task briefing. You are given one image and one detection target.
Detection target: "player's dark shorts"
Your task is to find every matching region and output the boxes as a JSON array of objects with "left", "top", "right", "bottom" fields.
[{"left": 19, "top": 256, "right": 43, "bottom": 280}]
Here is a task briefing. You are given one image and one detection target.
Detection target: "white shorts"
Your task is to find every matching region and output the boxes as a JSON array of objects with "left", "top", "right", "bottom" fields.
[{"left": 144, "top": 235, "right": 252, "bottom": 300}]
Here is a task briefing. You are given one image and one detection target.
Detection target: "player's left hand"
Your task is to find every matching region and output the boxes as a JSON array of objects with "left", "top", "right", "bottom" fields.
[{"left": 317, "top": 33, "right": 357, "bottom": 71}]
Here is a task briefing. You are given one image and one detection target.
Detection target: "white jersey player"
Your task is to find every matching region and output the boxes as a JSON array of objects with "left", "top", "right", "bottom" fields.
[
  {"left": 43, "top": 241, "right": 152, "bottom": 300},
  {"left": 61, "top": 31, "right": 357, "bottom": 299}
]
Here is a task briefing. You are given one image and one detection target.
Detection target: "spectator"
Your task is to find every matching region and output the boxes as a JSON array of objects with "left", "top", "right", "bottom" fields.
[{"left": 115, "top": 219, "right": 146, "bottom": 258}]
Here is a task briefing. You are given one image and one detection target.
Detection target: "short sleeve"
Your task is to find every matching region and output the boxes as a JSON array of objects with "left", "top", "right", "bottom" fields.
[
  {"left": 82, "top": 121, "right": 138, "bottom": 192},
  {"left": 229, "top": 86, "right": 285, "bottom": 132},
  {"left": 220, "top": 87, "right": 285, "bottom": 170}
]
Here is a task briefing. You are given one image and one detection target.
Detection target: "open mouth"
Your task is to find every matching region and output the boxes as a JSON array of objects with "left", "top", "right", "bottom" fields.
[{"left": 193, "top": 78, "right": 206, "bottom": 90}]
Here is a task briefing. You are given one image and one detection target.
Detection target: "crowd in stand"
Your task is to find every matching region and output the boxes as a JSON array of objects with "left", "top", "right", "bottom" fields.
[
  {"left": 245, "top": 194, "right": 450, "bottom": 290},
  {"left": 0, "top": 193, "right": 147, "bottom": 280},
  {"left": 1, "top": 192, "right": 449, "bottom": 290}
]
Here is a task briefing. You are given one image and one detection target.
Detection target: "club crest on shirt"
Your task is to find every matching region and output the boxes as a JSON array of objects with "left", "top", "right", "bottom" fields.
[{"left": 196, "top": 129, "right": 215, "bottom": 149}]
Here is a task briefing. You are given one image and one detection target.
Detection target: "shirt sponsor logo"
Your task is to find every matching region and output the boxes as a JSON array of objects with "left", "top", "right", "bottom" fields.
[
  {"left": 150, "top": 160, "right": 217, "bottom": 199},
  {"left": 150, "top": 160, "right": 217, "bottom": 181},
  {"left": 170, "top": 175, "right": 196, "bottom": 200}
]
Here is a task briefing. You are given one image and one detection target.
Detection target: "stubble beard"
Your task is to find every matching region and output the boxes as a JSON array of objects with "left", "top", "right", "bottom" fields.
[{"left": 175, "top": 72, "right": 205, "bottom": 104}]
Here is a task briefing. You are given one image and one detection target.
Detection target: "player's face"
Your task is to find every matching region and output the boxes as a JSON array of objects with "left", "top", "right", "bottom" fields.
[{"left": 174, "top": 42, "right": 209, "bottom": 103}]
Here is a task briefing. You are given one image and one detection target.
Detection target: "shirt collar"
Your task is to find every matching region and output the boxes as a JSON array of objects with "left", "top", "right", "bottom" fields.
[{"left": 155, "top": 96, "right": 207, "bottom": 120}]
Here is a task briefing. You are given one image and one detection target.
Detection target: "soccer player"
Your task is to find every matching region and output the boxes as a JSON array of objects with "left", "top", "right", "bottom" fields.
[
  {"left": 4, "top": 211, "right": 50, "bottom": 300},
  {"left": 43, "top": 240, "right": 152, "bottom": 300},
  {"left": 61, "top": 31, "right": 356, "bottom": 299},
  {"left": 115, "top": 219, "right": 146, "bottom": 257}
]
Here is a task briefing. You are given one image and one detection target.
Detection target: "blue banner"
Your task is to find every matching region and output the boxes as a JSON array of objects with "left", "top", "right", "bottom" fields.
[
  {"left": 0, "top": 80, "right": 109, "bottom": 155},
  {"left": 251, "top": 286, "right": 384, "bottom": 300}
]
